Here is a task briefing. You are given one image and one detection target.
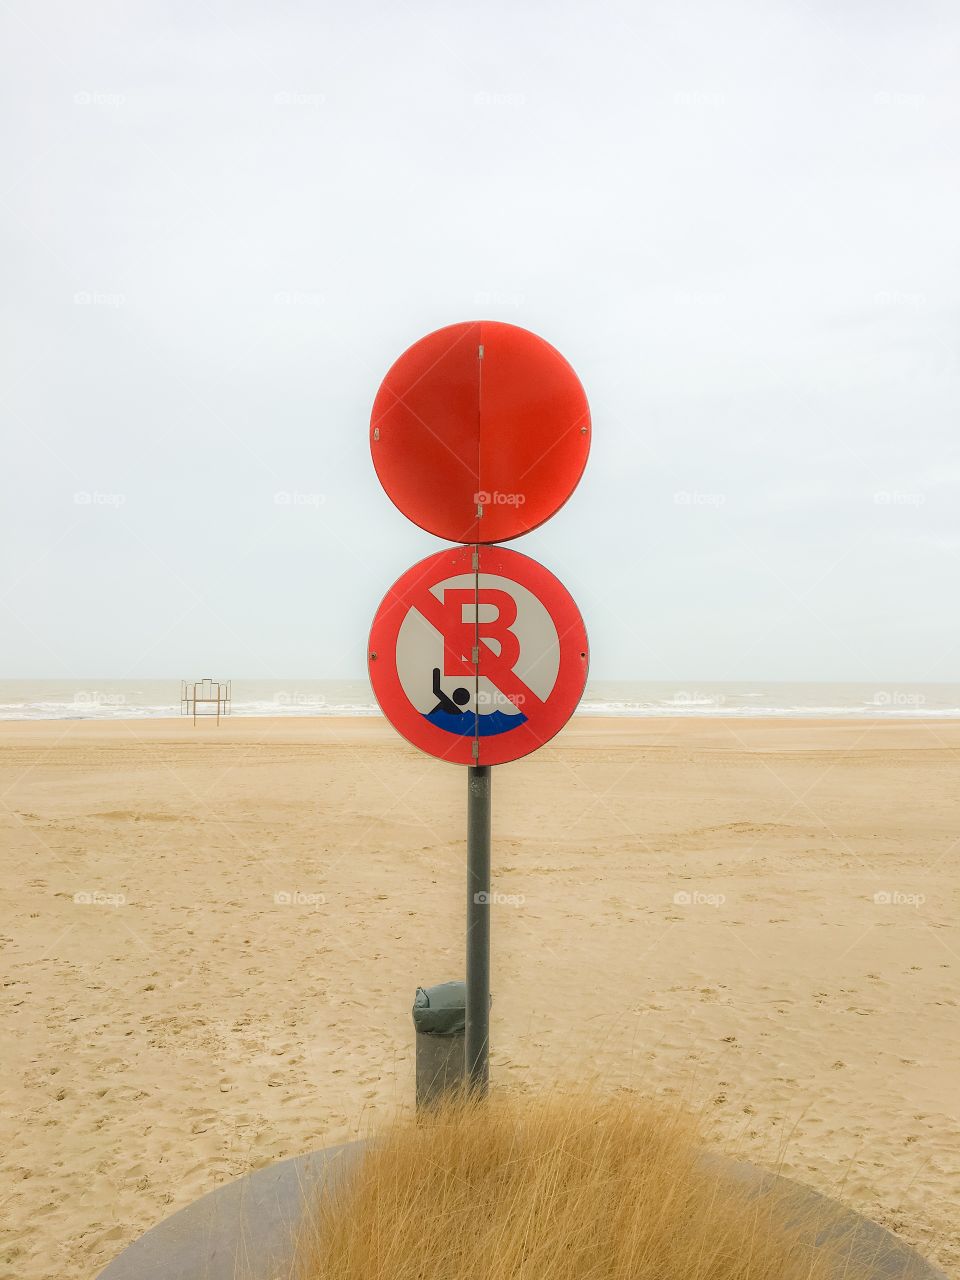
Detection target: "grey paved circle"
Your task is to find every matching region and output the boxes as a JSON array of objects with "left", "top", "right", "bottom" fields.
[{"left": 97, "top": 1141, "right": 946, "bottom": 1280}]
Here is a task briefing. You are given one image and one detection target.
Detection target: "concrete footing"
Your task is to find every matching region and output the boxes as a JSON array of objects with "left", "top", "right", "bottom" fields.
[{"left": 97, "top": 1140, "right": 946, "bottom": 1280}]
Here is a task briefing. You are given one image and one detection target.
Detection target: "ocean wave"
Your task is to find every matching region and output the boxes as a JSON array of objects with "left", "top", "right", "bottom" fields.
[
  {"left": 576, "top": 701, "right": 960, "bottom": 719},
  {"left": 1, "top": 685, "right": 959, "bottom": 721}
]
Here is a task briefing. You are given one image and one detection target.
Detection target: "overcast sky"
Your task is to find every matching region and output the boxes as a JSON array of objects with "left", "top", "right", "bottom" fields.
[{"left": 2, "top": 1, "right": 958, "bottom": 681}]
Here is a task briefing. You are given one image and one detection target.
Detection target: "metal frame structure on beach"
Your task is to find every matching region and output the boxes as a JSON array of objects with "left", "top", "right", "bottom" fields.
[{"left": 180, "top": 678, "right": 231, "bottom": 725}]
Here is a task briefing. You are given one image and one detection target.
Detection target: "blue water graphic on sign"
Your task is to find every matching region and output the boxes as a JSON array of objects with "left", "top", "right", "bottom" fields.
[{"left": 424, "top": 709, "right": 527, "bottom": 737}]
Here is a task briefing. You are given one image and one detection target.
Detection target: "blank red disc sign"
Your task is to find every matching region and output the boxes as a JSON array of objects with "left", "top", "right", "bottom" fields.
[
  {"left": 368, "top": 544, "right": 588, "bottom": 766},
  {"left": 370, "top": 321, "right": 590, "bottom": 543}
]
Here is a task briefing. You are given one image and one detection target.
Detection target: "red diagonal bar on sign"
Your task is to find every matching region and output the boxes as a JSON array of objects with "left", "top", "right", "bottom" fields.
[
  {"left": 478, "top": 639, "right": 546, "bottom": 714},
  {"left": 409, "top": 585, "right": 475, "bottom": 678},
  {"left": 410, "top": 584, "right": 546, "bottom": 713}
]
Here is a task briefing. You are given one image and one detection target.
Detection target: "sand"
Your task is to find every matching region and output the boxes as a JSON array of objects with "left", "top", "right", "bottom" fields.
[{"left": 1, "top": 715, "right": 957, "bottom": 1279}]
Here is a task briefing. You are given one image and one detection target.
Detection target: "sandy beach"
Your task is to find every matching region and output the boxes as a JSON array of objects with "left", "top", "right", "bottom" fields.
[{"left": 1, "top": 715, "right": 957, "bottom": 1279}]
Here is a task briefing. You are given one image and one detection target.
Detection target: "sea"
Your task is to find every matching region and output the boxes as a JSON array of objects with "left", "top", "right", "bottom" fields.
[{"left": 0, "top": 680, "right": 958, "bottom": 721}]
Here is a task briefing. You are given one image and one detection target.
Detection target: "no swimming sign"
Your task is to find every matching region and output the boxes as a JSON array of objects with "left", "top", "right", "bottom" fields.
[{"left": 368, "top": 544, "right": 588, "bottom": 766}]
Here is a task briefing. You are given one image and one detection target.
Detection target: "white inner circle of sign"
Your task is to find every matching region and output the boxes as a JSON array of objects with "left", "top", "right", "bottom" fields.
[{"left": 395, "top": 572, "right": 561, "bottom": 716}]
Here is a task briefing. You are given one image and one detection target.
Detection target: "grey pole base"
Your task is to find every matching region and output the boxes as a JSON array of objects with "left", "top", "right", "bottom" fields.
[
  {"left": 97, "top": 1142, "right": 947, "bottom": 1280},
  {"left": 465, "top": 765, "right": 492, "bottom": 1095}
]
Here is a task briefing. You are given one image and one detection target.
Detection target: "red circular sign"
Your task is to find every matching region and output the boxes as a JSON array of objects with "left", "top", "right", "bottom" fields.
[
  {"left": 370, "top": 321, "right": 590, "bottom": 543},
  {"left": 368, "top": 544, "right": 588, "bottom": 766}
]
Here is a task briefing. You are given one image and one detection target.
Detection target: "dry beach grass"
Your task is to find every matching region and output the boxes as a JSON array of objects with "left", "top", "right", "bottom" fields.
[
  {"left": 0, "top": 716, "right": 956, "bottom": 1277},
  {"left": 295, "top": 1089, "right": 880, "bottom": 1280}
]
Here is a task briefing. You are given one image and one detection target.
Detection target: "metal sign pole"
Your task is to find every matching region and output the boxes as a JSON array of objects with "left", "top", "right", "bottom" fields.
[{"left": 465, "top": 764, "right": 492, "bottom": 1094}]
